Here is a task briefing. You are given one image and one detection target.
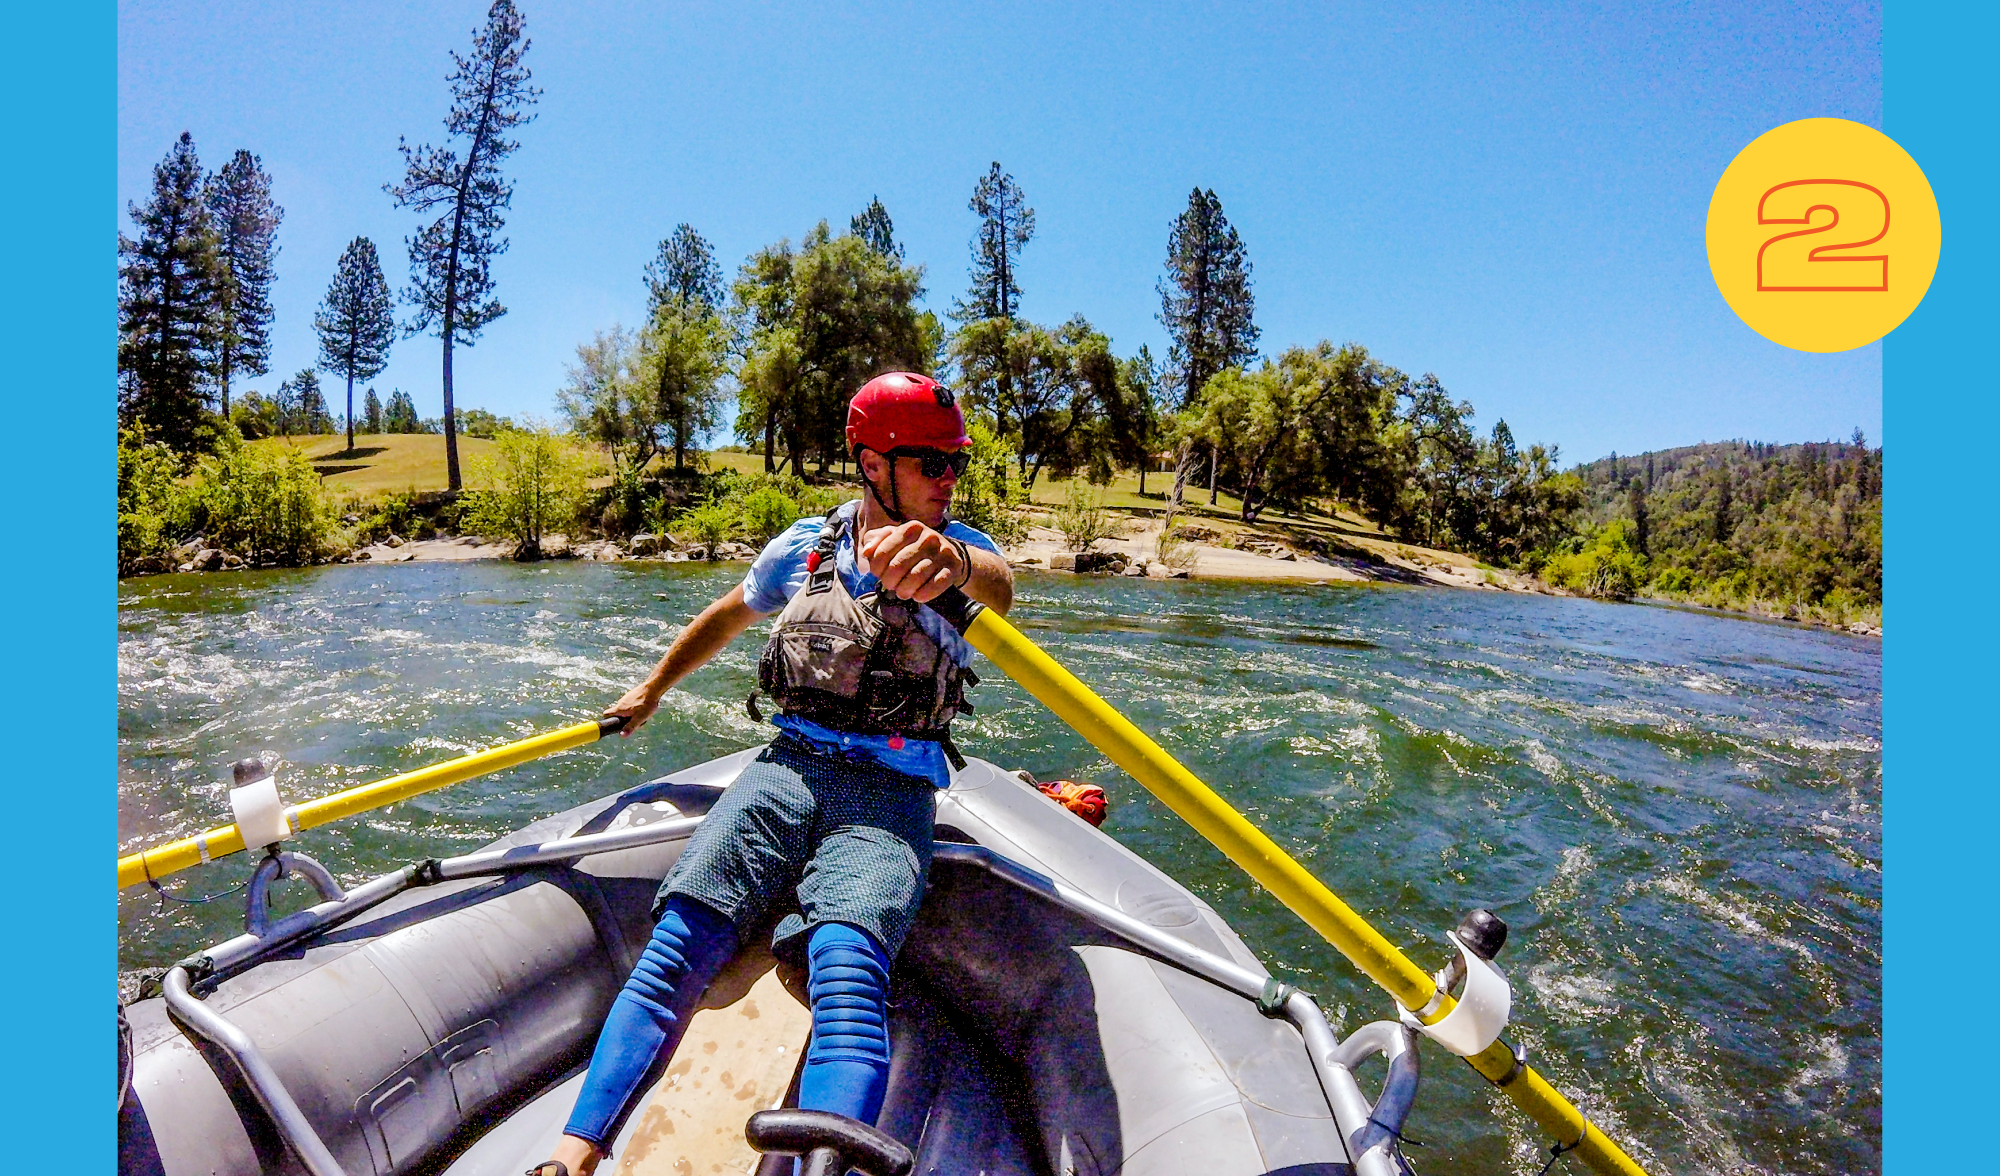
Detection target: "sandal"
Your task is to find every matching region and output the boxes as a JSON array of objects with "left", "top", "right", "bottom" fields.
[{"left": 526, "top": 1164, "right": 569, "bottom": 1176}]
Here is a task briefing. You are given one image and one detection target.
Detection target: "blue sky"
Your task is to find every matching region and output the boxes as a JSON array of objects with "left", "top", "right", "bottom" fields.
[{"left": 118, "top": 1, "right": 1882, "bottom": 464}]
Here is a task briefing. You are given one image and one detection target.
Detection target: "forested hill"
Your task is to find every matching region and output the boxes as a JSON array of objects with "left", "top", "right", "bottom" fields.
[{"left": 1559, "top": 437, "right": 1880, "bottom": 620}]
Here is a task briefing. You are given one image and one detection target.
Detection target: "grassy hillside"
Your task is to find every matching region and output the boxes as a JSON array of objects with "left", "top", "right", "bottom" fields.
[{"left": 250, "top": 434, "right": 505, "bottom": 497}]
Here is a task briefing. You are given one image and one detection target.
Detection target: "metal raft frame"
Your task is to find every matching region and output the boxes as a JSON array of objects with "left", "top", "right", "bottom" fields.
[{"left": 159, "top": 817, "right": 1419, "bottom": 1176}]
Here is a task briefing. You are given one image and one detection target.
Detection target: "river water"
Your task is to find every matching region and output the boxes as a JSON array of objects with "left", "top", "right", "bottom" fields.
[{"left": 118, "top": 561, "right": 1880, "bottom": 1174}]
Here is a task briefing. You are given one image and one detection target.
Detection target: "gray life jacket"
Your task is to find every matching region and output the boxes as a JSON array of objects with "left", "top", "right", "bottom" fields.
[{"left": 751, "top": 512, "right": 977, "bottom": 754}]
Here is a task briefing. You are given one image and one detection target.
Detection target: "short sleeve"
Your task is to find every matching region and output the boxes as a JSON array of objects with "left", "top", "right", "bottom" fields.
[{"left": 739, "top": 517, "right": 825, "bottom": 614}]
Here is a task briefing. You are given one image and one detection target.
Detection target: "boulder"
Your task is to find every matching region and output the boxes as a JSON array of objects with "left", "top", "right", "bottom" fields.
[
  {"left": 1049, "top": 552, "right": 1077, "bottom": 572},
  {"left": 1121, "top": 560, "right": 1147, "bottom": 576},
  {"left": 1145, "top": 561, "right": 1171, "bottom": 579},
  {"left": 384, "top": 534, "right": 405, "bottom": 548},
  {"left": 1170, "top": 568, "right": 1192, "bottom": 578},
  {"left": 684, "top": 544, "right": 711, "bottom": 562},
  {"left": 626, "top": 532, "right": 662, "bottom": 557},
  {"left": 1074, "top": 551, "right": 1125, "bottom": 575},
  {"left": 222, "top": 553, "right": 245, "bottom": 569},
  {"left": 717, "top": 541, "right": 757, "bottom": 560},
  {"left": 194, "top": 548, "right": 225, "bottom": 572}
]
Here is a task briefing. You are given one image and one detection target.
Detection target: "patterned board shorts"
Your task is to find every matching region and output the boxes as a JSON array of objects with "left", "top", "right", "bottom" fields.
[{"left": 656, "top": 734, "right": 938, "bottom": 962}]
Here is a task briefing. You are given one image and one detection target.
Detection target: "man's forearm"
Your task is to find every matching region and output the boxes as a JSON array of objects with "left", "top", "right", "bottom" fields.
[{"left": 961, "top": 546, "right": 1014, "bottom": 615}]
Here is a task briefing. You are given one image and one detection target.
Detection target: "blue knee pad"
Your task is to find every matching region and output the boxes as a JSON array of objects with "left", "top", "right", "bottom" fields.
[
  {"left": 797, "top": 922, "right": 893, "bottom": 1126},
  {"left": 565, "top": 896, "right": 738, "bottom": 1147}
]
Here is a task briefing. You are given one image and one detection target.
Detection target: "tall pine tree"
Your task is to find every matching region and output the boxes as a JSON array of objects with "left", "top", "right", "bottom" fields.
[
  {"left": 1159, "top": 188, "right": 1258, "bottom": 503},
  {"left": 387, "top": 0, "right": 539, "bottom": 492},
  {"left": 119, "top": 132, "right": 223, "bottom": 454},
  {"left": 315, "top": 237, "right": 397, "bottom": 453},
  {"left": 363, "top": 387, "right": 384, "bottom": 434},
  {"left": 642, "top": 224, "right": 723, "bottom": 315},
  {"left": 207, "top": 150, "right": 282, "bottom": 417},
  {"left": 850, "top": 196, "right": 902, "bottom": 260},
  {"left": 1159, "top": 188, "right": 1258, "bottom": 407},
  {"left": 952, "top": 163, "right": 1034, "bottom": 323}
]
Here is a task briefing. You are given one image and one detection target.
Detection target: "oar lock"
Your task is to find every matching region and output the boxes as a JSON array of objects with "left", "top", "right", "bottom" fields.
[
  {"left": 1398, "top": 908, "right": 1513, "bottom": 1058},
  {"left": 228, "top": 758, "right": 297, "bottom": 851}
]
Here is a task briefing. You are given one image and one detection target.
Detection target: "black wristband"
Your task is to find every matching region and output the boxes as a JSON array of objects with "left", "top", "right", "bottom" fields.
[{"left": 947, "top": 536, "right": 972, "bottom": 589}]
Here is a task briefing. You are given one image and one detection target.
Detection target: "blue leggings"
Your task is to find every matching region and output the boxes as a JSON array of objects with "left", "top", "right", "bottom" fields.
[{"left": 565, "top": 900, "right": 894, "bottom": 1149}]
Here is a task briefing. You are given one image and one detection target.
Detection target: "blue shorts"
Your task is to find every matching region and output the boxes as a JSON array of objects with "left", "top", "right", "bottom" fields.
[{"left": 655, "top": 734, "right": 937, "bottom": 962}]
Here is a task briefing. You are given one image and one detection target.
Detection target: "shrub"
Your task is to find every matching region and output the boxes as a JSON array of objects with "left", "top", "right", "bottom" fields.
[
  {"left": 193, "top": 438, "right": 343, "bottom": 566},
  {"left": 799, "top": 483, "right": 857, "bottom": 520},
  {"left": 1153, "top": 505, "right": 1201, "bottom": 573},
  {"left": 947, "top": 420, "right": 1027, "bottom": 546},
  {"left": 355, "top": 491, "right": 419, "bottom": 543},
  {"left": 1541, "top": 519, "right": 1646, "bottom": 601},
  {"left": 462, "top": 424, "right": 594, "bottom": 559},
  {"left": 118, "top": 427, "right": 193, "bottom": 571},
  {"left": 736, "top": 484, "right": 803, "bottom": 544},
  {"left": 676, "top": 501, "right": 737, "bottom": 556},
  {"left": 1053, "top": 479, "right": 1118, "bottom": 553},
  {"left": 1651, "top": 565, "right": 1695, "bottom": 595}
]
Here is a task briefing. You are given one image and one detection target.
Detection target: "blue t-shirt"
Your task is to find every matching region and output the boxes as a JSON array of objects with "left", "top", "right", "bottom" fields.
[{"left": 740, "top": 499, "right": 1001, "bottom": 788}]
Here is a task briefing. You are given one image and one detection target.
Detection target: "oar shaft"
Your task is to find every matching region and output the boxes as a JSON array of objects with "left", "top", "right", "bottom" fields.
[
  {"left": 117, "top": 717, "right": 623, "bottom": 890},
  {"left": 961, "top": 607, "right": 1648, "bottom": 1176}
]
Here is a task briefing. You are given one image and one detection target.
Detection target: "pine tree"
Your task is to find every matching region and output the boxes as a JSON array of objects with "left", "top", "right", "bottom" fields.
[
  {"left": 387, "top": 0, "right": 540, "bottom": 492},
  {"left": 642, "top": 224, "right": 723, "bottom": 315},
  {"left": 295, "top": 370, "right": 331, "bottom": 434},
  {"left": 314, "top": 237, "right": 397, "bottom": 453},
  {"left": 207, "top": 150, "right": 282, "bottom": 417},
  {"left": 1158, "top": 188, "right": 1258, "bottom": 407},
  {"left": 1158, "top": 188, "right": 1257, "bottom": 502},
  {"left": 850, "top": 196, "right": 901, "bottom": 260},
  {"left": 1627, "top": 477, "right": 1649, "bottom": 556},
  {"left": 386, "top": 390, "right": 421, "bottom": 434},
  {"left": 363, "top": 387, "right": 383, "bottom": 434},
  {"left": 952, "top": 163, "right": 1035, "bottom": 323},
  {"left": 118, "top": 132, "right": 223, "bottom": 453}
]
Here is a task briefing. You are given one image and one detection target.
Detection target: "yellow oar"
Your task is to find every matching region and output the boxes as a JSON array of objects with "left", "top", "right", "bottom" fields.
[
  {"left": 949, "top": 598, "right": 1648, "bottom": 1176},
  {"left": 117, "top": 716, "right": 627, "bottom": 890}
]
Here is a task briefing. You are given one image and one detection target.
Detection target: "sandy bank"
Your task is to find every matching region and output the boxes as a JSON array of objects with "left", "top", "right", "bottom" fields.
[{"left": 1006, "top": 520, "right": 1555, "bottom": 593}]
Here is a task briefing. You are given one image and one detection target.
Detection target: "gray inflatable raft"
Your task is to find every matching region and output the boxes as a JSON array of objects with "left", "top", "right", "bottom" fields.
[{"left": 120, "top": 751, "right": 1420, "bottom": 1176}]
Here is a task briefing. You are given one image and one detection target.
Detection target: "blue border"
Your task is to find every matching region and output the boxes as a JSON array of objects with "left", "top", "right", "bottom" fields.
[
  {"left": 1883, "top": 2, "right": 1999, "bottom": 1169},
  {"left": 3, "top": 0, "right": 111, "bottom": 1162}
]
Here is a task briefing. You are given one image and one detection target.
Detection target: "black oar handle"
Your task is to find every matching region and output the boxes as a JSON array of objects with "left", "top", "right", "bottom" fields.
[
  {"left": 596, "top": 714, "right": 631, "bottom": 737},
  {"left": 926, "top": 586, "right": 985, "bottom": 636},
  {"left": 745, "top": 1110, "right": 912, "bottom": 1176}
]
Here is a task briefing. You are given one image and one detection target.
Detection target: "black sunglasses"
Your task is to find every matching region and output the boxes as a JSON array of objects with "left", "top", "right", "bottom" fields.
[{"left": 885, "top": 446, "right": 971, "bottom": 479}]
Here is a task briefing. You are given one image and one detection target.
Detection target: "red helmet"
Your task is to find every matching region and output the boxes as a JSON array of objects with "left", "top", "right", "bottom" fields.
[{"left": 846, "top": 372, "right": 970, "bottom": 455}]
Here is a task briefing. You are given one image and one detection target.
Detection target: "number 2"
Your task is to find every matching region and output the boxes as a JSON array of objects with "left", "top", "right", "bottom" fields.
[{"left": 1756, "top": 179, "right": 1890, "bottom": 292}]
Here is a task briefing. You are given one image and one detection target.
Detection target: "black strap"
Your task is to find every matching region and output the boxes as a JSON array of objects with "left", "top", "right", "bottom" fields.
[{"left": 1534, "top": 1135, "right": 1584, "bottom": 1176}]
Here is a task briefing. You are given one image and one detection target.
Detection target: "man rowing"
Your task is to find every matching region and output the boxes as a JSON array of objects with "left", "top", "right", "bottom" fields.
[{"left": 532, "top": 372, "right": 1013, "bottom": 1176}]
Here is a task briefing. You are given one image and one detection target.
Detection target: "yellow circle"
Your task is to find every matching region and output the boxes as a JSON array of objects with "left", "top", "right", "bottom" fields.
[{"left": 1706, "top": 118, "right": 1941, "bottom": 353}]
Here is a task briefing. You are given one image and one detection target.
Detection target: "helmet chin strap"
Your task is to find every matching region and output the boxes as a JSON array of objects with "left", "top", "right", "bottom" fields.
[{"left": 860, "top": 448, "right": 910, "bottom": 525}]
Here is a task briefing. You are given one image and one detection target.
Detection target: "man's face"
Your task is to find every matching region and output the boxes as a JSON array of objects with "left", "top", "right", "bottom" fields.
[{"left": 862, "top": 444, "right": 964, "bottom": 526}]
